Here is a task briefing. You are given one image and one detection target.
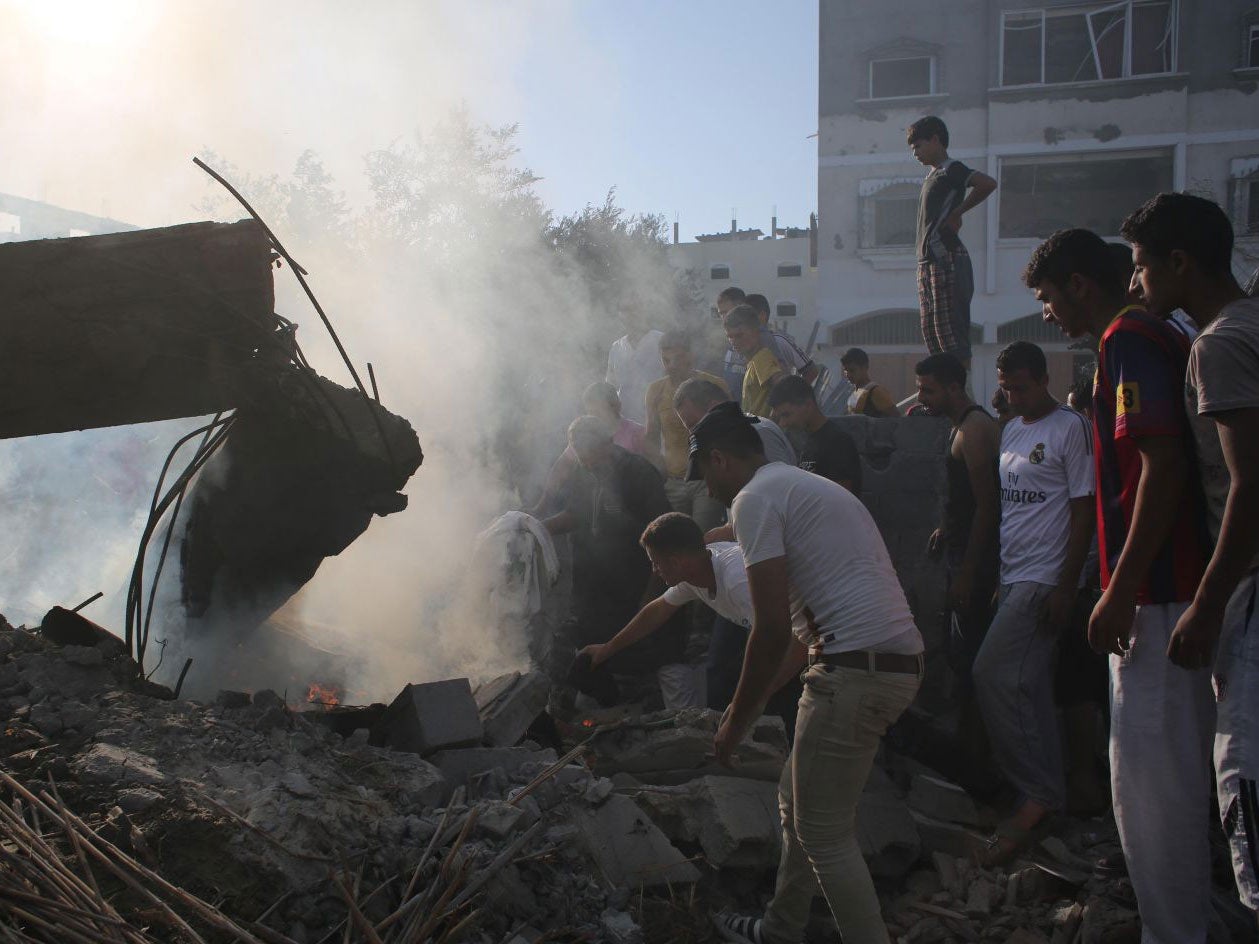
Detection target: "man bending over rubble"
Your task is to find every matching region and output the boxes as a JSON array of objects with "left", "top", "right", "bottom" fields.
[
  {"left": 690, "top": 402, "right": 924, "bottom": 944},
  {"left": 578, "top": 512, "right": 750, "bottom": 670}
]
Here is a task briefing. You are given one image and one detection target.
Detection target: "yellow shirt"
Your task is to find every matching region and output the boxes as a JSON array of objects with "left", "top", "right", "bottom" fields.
[
  {"left": 741, "top": 347, "right": 785, "bottom": 418},
  {"left": 646, "top": 370, "right": 730, "bottom": 478}
]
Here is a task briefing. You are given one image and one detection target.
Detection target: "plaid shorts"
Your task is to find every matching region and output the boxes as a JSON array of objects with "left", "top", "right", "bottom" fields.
[{"left": 918, "top": 248, "right": 974, "bottom": 360}]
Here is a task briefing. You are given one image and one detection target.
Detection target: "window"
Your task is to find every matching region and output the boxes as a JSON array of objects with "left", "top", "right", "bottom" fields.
[
  {"left": 710, "top": 265, "right": 730, "bottom": 280},
  {"left": 0, "top": 212, "right": 19, "bottom": 235},
  {"left": 1249, "top": 24, "right": 1259, "bottom": 68},
  {"left": 859, "top": 179, "right": 919, "bottom": 250},
  {"left": 776, "top": 303, "right": 797, "bottom": 319},
  {"left": 1000, "top": 2, "right": 1177, "bottom": 87},
  {"left": 777, "top": 264, "right": 802, "bottom": 278},
  {"left": 999, "top": 150, "right": 1174, "bottom": 239},
  {"left": 831, "top": 308, "right": 984, "bottom": 347},
  {"left": 869, "top": 56, "right": 934, "bottom": 98}
]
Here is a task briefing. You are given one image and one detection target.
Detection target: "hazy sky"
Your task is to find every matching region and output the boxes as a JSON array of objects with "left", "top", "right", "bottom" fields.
[{"left": 0, "top": 0, "right": 818, "bottom": 241}]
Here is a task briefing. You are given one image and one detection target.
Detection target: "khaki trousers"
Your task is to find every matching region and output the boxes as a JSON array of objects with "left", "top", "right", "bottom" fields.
[{"left": 761, "top": 662, "right": 920, "bottom": 944}]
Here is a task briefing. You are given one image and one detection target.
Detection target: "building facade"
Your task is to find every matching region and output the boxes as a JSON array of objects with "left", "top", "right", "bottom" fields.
[
  {"left": 816, "top": 0, "right": 1259, "bottom": 405},
  {"left": 666, "top": 224, "right": 823, "bottom": 356},
  {"left": 0, "top": 192, "right": 134, "bottom": 244}
]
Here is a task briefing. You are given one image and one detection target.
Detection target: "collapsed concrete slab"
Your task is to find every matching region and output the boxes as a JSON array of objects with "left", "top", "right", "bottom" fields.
[
  {"left": 591, "top": 708, "right": 786, "bottom": 785},
  {"left": 475, "top": 671, "right": 549, "bottom": 748},
  {"left": 634, "top": 775, "right": 782, "bottom": 869},
  {"left": 569, "top": 794, "right": 701, "bottom": 887},
  {"left": 430, "top": 746, "right": 557, "bottom": 801},
  {"left": 374, "top": 678, "right": 484, "bottom": 755},
  {"left": 857, "top": 789, "right": 922, "bottom": 880}
]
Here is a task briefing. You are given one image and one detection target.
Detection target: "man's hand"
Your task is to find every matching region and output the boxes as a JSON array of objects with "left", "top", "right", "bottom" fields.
[
  {"left": 927, "top": 528, "right": 944, "bottom": 560},
  {"left": 1040, "top": 585, "right": 1075, "bottom": 636},
  {"left": 948, "top": 566, "right": 974, "bottom": 612},
  {"left": 1167, "top": 600, "right": 1224, "bottom": 670},
  {"left": 578, "top": 643, "right": 609, "bottom": 667},
  {"left": 943, "top": 210, "right": 964, "bottom": 234},
  {"left": 1088, "top": 585, "right": 1136, "bottom": 656},
  {"left": 713, "top": 710, "right": 748, "bottom": 768}
]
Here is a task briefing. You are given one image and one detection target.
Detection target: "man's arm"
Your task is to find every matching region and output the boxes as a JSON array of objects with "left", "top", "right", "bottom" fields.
[
  {"left": 714, "top": 556, "right": 794, "bottom": 765},
  {"left": 705, "top": 523, "right": 736, "bottom": 543},
  {"left": 1169, "top": 408, "right": 1259, "bottom": 667},
  {"left": 643, "top": 392, "right": 666, "bottom": 471},
  {"left": 1089, "top": 435, "right": 1186, "bottom": 655},
  {"left": 581, "top": 596, "right": 681, "bottom": 667},
  {"left": 1043, "top": 496, "right": 1094, "bottom": 632},
  {"left": 945, "top": 171, "right": 997, "bottom": 233},
  {"left": 870, "top": 385, "right": 900, "bottom": 419},
  {"left": 951, "top": 418, "right": 999, "bottom": 608}
]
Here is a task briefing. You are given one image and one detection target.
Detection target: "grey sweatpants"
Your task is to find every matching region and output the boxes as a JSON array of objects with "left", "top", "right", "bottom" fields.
[{"left": 972, "top": 581, "right": 1066, "bottom": 811}]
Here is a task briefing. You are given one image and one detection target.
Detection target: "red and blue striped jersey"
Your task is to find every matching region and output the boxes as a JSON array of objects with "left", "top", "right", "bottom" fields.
[{"left": 1093, "top": 306, "right": 1209, "bottom": 605}]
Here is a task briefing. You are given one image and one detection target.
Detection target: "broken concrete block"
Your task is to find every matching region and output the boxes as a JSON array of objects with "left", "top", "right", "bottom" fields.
[
  {"left": 909, "top": 810, "right": 984, "bottom": 859},
  {"left": 635, "top": 775, "right": 781, "bottom": 869},
  {"left": 569, "top": 794, "right": 700, "bottom": 887},
  {"left": 857, "top": 789, "right": 921, "bottom": 879},
  {"left": 375, "top": 679, "right": 484, "bottom": 756},
  {"left": 965, "top": 877, "right": 994, "bottom": 918},
  {"left": 599, "top": 908, "right": 643, "bottom": 944},
  {"left": 591, "top": 708, "right": 785, "bottom": 784},
  {"left": 909, "top": 773, "right": 984, "bottom": 826},
  {"left": 475, "top": 800, "right": 527, "bottom": 839},
  {"left": 117, "top": 788, "right": 162, "bottom": 814},
  {"left": 429, "top": 746, "right": 557, "bottom": 800},
  {"left": 475, "top": 671, "right": 550, "bottom": 748},
  {"left": 74, "top": 743, "right": 166, "bottom": 786}
]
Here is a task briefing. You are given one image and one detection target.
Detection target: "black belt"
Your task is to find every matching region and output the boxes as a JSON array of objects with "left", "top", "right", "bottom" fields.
[{"left": 808, "top": 649, "right": 923, "bottom": 675}]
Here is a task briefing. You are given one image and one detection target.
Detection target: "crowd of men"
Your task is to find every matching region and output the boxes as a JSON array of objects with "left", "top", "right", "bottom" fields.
[{"left": 527, "top": 111, "right": 1259, "bottom": 944}]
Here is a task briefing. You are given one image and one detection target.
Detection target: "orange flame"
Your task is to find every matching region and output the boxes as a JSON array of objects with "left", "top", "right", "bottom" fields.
[{"left": 306, "top": 682, "right": 342, "bottom": 706}]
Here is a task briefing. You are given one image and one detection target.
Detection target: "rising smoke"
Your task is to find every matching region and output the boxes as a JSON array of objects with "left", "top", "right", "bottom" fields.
[{"left": 0, "top": 2, "right": 702, "bottom": 702}]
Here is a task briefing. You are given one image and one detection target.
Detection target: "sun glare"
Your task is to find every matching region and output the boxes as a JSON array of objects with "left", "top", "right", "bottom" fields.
[{"left": 15, "top": 0, "right": 151, "bottom": 47}]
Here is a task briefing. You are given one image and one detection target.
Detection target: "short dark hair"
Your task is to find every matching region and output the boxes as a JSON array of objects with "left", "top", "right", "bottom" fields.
[
  {"left": 717, "top": 286, "right": 746, "bottom": 304},
  {"left": 744, "top": 293, "right": 770, "bottom": 317},
  {"left": 568, "top": 415, "right": 613, "bottom": 450},
  {"left": 722, "top": 304, "right": 760, "bottom": 332},
  {"left": 915, "top": 352, "right": 967, "bottom": 389},
  {"left": 695, "top": 422, "right": 764, "bottom": 465},
  {"left": 674, "top": 377, "right": 728, "bottom": 409},
  {"left": 767, "top": 375, "right": 816, "bottom": 410},
  {"left": 1022, "top": 228, "right": 1122, "bottom": 295},
  {"left": 640, "top": 513, "right": 706, "bottom": 555},
  {"left": 907, "top": 116, "right": 948, "bottom": 148},
  {"left": 996, "top": 341, "right": 1047, "bottom": 380},
  {"left": 1069, "top": 376, "right": 1093, "bottom": 407},
  {"left": 581, "top": 381, "right": 621, "bottom": 414},
  {"left": 659, "top": 327, "right": 691, "bottom": 351},
  {"left": 840, "top": 347, "right": 869, "bottom": 368},
  {"left": 1107, "top": 242, "right": 1135, "bottom": 289},
  {"left": 1120, "top": 192, "right": 1235, "bottom": 276}
]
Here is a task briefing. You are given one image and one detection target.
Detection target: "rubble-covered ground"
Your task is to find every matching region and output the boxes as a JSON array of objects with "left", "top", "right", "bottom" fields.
[{"left": 1, "top": 614, "right": 1254, "bottom": 943}]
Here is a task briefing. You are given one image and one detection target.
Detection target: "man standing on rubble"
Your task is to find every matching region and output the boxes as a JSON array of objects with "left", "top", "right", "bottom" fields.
[
  {"left": 1026, "top": 227, "right": 1211, "bottom": 942},
  {"left": 692, "top": 403, "right": 923, "bottom": 944}
]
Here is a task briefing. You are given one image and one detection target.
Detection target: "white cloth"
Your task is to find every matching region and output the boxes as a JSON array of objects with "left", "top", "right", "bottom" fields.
[
  {"left": 662, "top": 542, "right": 752, "bottom": 628},
  {"left": 656, "top": 663, "right": 707, "bottom": 710},
  {"left": 731, "top": 462, "right": 920, "bottom": 654},
  {"left": 1185, "top": 296, "right": 1259, "bottom": 566},
  {"left": 1110, "top": 601, "right": 1215, "bottom": 943},
  {"left": 606, "top": 330, "right": 664, "bottom": 425},
  {"left": 474, "top": 512, "right": 560, "bottom": 624},
  {"left": 998, "top": 405, "right": 1094, "bottom": 585},
  {"left": 752, "top": 415, "right": 797, "bottom": 466}
]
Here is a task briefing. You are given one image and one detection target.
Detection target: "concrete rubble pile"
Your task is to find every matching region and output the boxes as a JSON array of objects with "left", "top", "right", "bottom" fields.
[{"left": 2, "top": 612, "right": 1252, "bottom": 943}]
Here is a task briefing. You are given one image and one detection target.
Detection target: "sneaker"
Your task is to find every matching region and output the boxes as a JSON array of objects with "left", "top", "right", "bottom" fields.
[{"left": 712, "top": 911, "right": 766, "bottom": 944}]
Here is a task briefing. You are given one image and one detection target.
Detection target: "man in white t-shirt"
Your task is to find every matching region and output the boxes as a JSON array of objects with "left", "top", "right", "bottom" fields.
[
  {"left": 972, "top": 342, "right": 1095, "bottom": 864},
  {"left": 606, "top": 312, "right": 664, "bottom": 425},
  {"left": 578, "top": 513, "right": 750, "bottom": 678},
  {"left": 690, "top": 402, "right": 923, "bottom": 944}
]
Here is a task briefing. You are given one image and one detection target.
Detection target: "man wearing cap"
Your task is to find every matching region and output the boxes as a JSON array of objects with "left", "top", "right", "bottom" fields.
[{"left": 694, "top": 403, "right": 923, "bottom": 944}]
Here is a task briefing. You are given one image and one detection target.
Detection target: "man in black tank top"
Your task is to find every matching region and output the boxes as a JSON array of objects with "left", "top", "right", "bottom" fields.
[{"left": 915, "top": 354, "right": 1001, "bottom": 675}]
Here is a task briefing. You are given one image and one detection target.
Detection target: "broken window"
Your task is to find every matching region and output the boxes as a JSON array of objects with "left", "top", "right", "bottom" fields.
[
  {"left": 1000, "top": 2, "right": 1176, "bottom": 87},
  {"left": 869, "top": 56, "right": 934, "bottom": 98},
  {"left": 858, "top": 180, "right": 919, "bottom": 250},
  {"left": 998, "top": 150, "right": 1174, "bottom": 239}
]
